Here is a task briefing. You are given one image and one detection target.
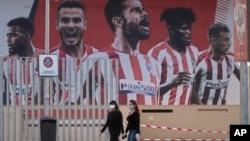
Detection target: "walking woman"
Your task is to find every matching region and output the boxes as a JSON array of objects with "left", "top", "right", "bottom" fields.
[
  {"left": 100, "top": 100, "right": 124, "bottom": 141},
  {"left": 125, "top": 99, "right": 140, "bottom": 141}
]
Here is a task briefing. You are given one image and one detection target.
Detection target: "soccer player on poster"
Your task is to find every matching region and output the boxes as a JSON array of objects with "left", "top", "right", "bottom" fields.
[
  {"left": 49, "top": 1, "right": 98, "bottom": 105},
  {"left": 84, "top": 0, "right": 161, "bottom": 105},
  {"left": 191, "top": 23, "right": 240, "bottom": 105},
  {"left": 147, "top": 7, "right": 200, "bottom": 105},
  {"left": 3, "top": 17, "right": 44, "bottom": 105},
  {"left": 234, "top": 0, "right": 246, "bottom": 45}
]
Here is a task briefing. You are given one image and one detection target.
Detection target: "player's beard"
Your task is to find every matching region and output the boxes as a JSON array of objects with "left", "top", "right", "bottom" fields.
[
  {"left": 8, "top": 47, "right": 16, "bottom": 55},
  {"left": 170, "top": 31, "right": 191, "bottom": 51},
  {"left": 9, "top": 42, "right": 27, "bottom": 56},
  {"left": 122, "top": 18, "right": 150, "bottom": 50}
]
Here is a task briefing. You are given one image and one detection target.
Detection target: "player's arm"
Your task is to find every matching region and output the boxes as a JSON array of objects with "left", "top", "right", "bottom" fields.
[
  {"left": 160, "top": 71, "right": 193, "bottom": 96},
  {"left": 190, "top": 70, "right": 203, "bottom": 105},
  {"left": 2, "top": 73, "right": 8, "bottom": 105},
  {"left": 159, "top": 83, "right": 174, "bottom": 96}
]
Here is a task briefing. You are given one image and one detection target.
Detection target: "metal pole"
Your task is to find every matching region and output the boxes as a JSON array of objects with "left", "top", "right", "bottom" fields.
[
  {"left": 44, "top": 0, "right": 50, "bottom": 117},
  {"left": 0, "top": 58, "right": 3, "bottom": 141},
  {"left": 240, "top": 62, "right": 249, "bottom": 124}
]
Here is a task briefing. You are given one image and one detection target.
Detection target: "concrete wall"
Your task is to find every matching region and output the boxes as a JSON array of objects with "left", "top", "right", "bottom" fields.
[
  {"left": 1, "top": 105, "right": 242, "bottom": 140},
  {"left": 121, "top": 105, "right": 240, "bottom": 139}
]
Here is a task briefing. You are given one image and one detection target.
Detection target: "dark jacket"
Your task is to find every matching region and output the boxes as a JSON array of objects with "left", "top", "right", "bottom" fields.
[
  {"left": 101, "top": 110, "right": 124, "bottom": 134},
  {"left": 125, "top": 111, "right": 140, "bottom": 134}
]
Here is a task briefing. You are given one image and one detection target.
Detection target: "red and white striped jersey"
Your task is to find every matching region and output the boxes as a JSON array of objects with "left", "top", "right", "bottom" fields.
[
  {"left": 86, "top": 46, "right": 161, "bottom": 105},
  {"left": 148, "top": 41, "right": 199, "bottom": 105},
  {"left": 3, "top": 47, "right": 44, "bottom": 105},
  {"left": 195, "top": 50, "right": 235, "bottom": 105},
  {"left": 50, "top": 44, "right": 98, "bottom": 105}
]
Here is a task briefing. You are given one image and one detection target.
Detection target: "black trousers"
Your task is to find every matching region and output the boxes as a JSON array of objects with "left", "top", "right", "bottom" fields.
[{"left": 110, "top": 132, "right": 120, "bottom": 141}]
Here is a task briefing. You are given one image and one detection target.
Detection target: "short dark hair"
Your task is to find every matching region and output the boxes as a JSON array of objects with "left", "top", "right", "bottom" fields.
[
  {"left": 160, "top": 7, "right": 196, "bottom": 26},
  {"left": 7, "top": 17, "right": 34, "bottom": 36},
  {"left": 104, "top": 0, "right": 126, "bottom": 33},
  {"left": 208, "top": 23, "right": 230, "bottom": 39},
  {"left": 57, "top": 0, "right": 86, "bottom": 15}
]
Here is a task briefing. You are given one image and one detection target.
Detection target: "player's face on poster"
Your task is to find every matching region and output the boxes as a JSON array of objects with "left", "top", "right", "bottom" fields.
[
  {"left": 122, "top": 0, "right": 150, "bottom": 42},
  {"left": 7, "top": 26, "right": 28, "bottom": 55},
  {"left": 56, "top": 7, "right": 87, "bottom": 48},
  {"left": 170, "top": 23, "right": 192, "bottom": 47},
  {"left": 213, "top": 32, "right": 231, "bottom": 55},
  {"left": 214, "top": 32, "right": 231, "bottom": 54}
]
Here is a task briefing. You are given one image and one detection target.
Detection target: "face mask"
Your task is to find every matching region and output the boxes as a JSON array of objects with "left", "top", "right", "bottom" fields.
[
  {"left": 110, "top": 104, "right": 115, "bottom": 110},
  {"left": 128, "top": 105, "right": 134, "bottom": 110}
]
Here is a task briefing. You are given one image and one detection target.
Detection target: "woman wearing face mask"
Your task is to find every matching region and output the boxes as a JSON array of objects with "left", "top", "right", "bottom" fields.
[
  {"left": 100, "top": 100, "right": 124, "bottom": 141},
  {"left": 124, "top": 99, "right": 140, "bottom": 141}
]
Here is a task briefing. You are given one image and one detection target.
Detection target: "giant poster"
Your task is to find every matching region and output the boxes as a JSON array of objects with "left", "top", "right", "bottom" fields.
[{"left": 0, "top": 0, "right": 244, "bottom": 105}]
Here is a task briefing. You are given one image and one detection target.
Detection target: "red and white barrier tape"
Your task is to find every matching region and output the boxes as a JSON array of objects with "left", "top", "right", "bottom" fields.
[
  {"left": 125, "top": 138, "right": 230, "bottom": 141},
  {"left": 140, "top": 124, "right": 229, "bottom": 134}
]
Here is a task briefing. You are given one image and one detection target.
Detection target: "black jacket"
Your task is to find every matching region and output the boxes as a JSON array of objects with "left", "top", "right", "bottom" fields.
[
  {"left": 125, "top": 111, "right": 140, "bottom": 134},
  {"left": 101, "top": 110, "right": 124, "bottom": 134}
]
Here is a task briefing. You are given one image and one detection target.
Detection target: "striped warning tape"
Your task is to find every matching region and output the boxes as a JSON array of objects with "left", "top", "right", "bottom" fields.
[
  {"left": 122, "top": 138, "right": 229, "bottom": 141},
  {"left": 140, "top": 124, "right": 229, "bottom": 134}
]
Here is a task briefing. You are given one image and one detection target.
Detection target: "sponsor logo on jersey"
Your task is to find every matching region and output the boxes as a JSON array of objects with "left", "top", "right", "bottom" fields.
[
  {"left": 119, "top": 79, "right": 155, "bottom": 96},
  {"left": 205, "top": 79, "right": 229, "bottom": 89}
]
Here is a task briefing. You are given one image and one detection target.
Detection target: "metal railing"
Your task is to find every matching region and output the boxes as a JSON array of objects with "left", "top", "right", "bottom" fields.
[{"left": 0, "top": 57, "right": 119, "bottom": 141}]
